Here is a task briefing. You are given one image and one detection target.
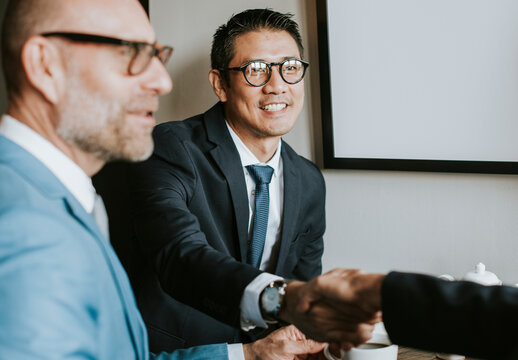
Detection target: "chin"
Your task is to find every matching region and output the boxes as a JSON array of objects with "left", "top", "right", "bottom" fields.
[
  {"left": 264, "top": 123, "right": 295, "bottom": 137},
  {"left": 127, "top": 142, "right": 154, "bottom": 162},
  {"left": 108, "top": 138, "right": 154, "bottom": 163}
]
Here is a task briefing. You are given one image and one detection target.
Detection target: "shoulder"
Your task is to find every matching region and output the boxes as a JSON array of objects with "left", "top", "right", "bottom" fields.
[
  {"left": 0, "top": 162, "right": 49, "bottom": 209},
  {"left": 0, "top": 206, "right": 97, "bottom": 275},
  {"left": 151, "top": 112, "right": 210, "bottom": 160},
  {"left": 152, "top": 102, "right": 226, "bottom": 149},
  {"left": 281, "top": 141, "right": 325, "bottom": 186},
  {"left": 153, "top": 113, "right": 206, "bottom": 144}
]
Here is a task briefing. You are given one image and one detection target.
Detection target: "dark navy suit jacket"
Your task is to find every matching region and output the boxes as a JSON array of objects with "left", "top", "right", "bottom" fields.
[{"left": 128, "top": 103, "right": 326, "bottom": 352}]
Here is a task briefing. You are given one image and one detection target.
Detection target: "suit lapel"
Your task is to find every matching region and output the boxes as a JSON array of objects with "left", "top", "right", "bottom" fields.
[
  {"left": 204, "top": 104, "right": 250, "bottom": 262},
  {"left": 64, "top": 191, "right": 146, "bottom": 358},
  {"left": 275, "top": 143, "right": 301, "bottom": 274}
]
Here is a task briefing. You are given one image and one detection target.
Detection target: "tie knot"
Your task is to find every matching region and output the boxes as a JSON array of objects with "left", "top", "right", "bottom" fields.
[{"left": 246, "top": 165, "right": 274, "bottom": 185}]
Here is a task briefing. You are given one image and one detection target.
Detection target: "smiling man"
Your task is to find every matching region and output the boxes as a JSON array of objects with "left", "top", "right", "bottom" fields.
[{"left": 129, "top": 9, "right": 326, "bottom": 352}]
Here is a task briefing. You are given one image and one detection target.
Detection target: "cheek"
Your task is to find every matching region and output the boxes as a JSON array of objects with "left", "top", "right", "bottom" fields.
[{"left": 293, "top": 83, "right": 305, "bottom": 101}]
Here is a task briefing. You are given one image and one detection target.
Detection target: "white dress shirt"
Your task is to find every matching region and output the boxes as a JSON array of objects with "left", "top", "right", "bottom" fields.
[
  {"left": 226, "top": 122, "right": 284, "bottom": 271},
  {"left": 0, "top": 115, "right": 96, "bottom": 213},
  {"left": 226, "top": 122, "right": 284, "bottom": 332}
]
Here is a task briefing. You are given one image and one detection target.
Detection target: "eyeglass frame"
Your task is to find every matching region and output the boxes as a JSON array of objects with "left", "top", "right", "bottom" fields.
[
  {"left": 226, "top": 58, "right": 309, "bottom": 87},
  {"left": 40, "top": 32, "right": 173, "bottom": 76}
]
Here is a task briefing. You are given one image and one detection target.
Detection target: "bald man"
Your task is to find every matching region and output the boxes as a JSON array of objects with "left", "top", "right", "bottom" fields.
[{"left": 0, "top": 0, "right": 326, "bottom": 359}]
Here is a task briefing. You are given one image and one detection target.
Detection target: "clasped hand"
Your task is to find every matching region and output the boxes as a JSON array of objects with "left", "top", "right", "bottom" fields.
[{"left": 278, "top": 269, "right": 385, "bottom": 350}]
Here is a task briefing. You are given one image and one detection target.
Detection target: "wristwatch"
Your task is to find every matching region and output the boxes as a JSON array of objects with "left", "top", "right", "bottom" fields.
[{"left": 260, "top": 280, "right": 287, "bottom": 322}]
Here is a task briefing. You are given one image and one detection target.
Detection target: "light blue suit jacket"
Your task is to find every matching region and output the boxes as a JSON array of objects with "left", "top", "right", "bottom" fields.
[{"left": 0, "top": 135, "right": 228, "bottom": 360}]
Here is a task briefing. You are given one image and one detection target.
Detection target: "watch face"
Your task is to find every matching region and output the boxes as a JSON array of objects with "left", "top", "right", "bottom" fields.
[{"left": 262, "top": 286, "right": 281, "bottom": 312}]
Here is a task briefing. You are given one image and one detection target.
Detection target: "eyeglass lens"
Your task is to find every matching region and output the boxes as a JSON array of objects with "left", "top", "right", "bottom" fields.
[
  {"left": 129, "top": 44, "right": 173, "bottom": 75},
  {"left": 244, "top": 59, "right": 306, "bottom": 86}
]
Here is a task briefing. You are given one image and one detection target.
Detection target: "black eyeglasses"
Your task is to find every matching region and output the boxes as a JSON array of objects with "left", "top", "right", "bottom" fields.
[
  {"left": 41, "top": 32, "right": 173, "bottom": 76},
  {"left": 227, "top": 58, "right": 309, "bottom": 87}
]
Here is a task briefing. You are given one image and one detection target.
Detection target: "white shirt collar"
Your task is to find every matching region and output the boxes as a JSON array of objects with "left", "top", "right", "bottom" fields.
[
  {"left": 225, "top": 120, "right": 282, "bottom": 174},
  {"left": 0, "top": 114, "right": 96, "bottom": 213}
]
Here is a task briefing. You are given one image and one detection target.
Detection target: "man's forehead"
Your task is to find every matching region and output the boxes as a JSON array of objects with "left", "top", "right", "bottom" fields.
[
  {"left": 231, "top": 30, "right": 300, "bottom": 62},
  {"left": 48, "top": 0, "right": 155, "bottom": 42}
]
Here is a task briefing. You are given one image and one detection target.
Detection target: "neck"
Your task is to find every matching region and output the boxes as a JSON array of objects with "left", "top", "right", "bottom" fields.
[
  {"left": 243, "top": 136, "right": 280, "bottom": 163},
  {"left": 7, "top": 97, "right": 105, "bottom": 177},
  {"left": 228, "top": 125, "right": 280, "bottom": 163}
]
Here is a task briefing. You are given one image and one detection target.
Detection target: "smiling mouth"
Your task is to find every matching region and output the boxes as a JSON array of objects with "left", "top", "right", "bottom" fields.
[{"left": 261, "top": 103, "right": 287, "bottom": 112}]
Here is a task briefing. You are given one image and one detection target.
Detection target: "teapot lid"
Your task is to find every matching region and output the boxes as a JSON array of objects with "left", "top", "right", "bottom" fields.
[{"left": 463, "top": 263, "right": 501, "bottom": 285}]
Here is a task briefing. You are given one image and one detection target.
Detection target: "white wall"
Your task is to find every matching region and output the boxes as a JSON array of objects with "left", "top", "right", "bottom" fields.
[{"left": 151, "top": 0, "right": 518, "bottom": 284}]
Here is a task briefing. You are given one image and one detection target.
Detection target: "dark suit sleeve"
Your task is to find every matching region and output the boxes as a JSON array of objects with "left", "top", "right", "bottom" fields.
[
  {"left": 129, "top": 130, "right": 262, "bottom": 327},
  {"left": 382, "top": 271, "right": 518, "bottom": 359}
]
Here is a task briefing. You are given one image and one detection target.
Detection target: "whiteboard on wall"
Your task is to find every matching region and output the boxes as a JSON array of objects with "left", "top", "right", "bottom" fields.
[{"left": 317, "top": 0, "right": 518, "bottom": 173}]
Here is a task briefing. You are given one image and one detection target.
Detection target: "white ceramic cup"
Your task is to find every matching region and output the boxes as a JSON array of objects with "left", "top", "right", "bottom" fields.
[{"left": 341, "top": 333, "right": 398, "bottom": 360}]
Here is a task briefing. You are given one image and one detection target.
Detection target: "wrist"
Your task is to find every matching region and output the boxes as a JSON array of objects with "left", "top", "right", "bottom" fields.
[
  {"left": 354, "top": 274, "right": 385, "bottom": 311},
  {"left": 242, "top": 340, "right": 261, "bottom": 360},
  {"left": 277, "top": 280, "right": 304, "bottom": 323},
  {"left": 259, "top": 280, "right": 287, "bottom": 323}
]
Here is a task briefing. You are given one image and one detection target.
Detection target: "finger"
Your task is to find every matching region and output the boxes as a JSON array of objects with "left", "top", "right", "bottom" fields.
[
  {"left": 285, "top": 339, "right": 327, "bottom": 356},
  {"left": 340, "top": 342, "right": 353, "bottom": 351},
  {"left": 322, "top": 268, "right": 363, "bottom": 278},
  {"left": 285, "top": 324, "right": 309, "bottom": 341},
  {"left": 328, "top": 343, "right": 341, "bottom": 358}
]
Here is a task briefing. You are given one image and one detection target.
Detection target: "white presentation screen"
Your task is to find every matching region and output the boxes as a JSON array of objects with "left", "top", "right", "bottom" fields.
[{"left": 319, "top": 0, "right": 518, "bottom": 172}]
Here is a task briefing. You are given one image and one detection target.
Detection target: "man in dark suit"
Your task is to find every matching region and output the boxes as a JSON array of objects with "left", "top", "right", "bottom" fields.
[
  {"left": 285, "top": 269, "right": 518, "bottom": 359},
  {"left": 129, "top": 8, "right": 326, "bottom": 352}
]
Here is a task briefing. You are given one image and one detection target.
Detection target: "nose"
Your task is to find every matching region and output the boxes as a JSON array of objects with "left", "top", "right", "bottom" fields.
[
  {"left": 262, "top": 65, "right": 288, "bottom": 94},
  {"left": 141, "top": 57, "right": 173, "bottom": 95}
]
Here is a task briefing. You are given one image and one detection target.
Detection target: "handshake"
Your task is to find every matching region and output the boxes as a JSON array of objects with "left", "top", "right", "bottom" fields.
[
  {"left": 279, "top": 269, "right": 385, "bottom": 348},
  {"left": 250, "top": 267, "right": 517, "bottom": 360},
  {"left": 243, "top": 269, "right": 386, "bottom": 360}
]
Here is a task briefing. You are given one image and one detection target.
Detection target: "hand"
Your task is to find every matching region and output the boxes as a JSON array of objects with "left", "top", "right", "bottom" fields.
[
  {"left": 243, "top": 324, "right": 326, "bottom": 360},
  {"left": 277, "top": 269, "right": 385, "bottom": 347},
  {"left": 300, "top": 269, "right": 385, "bottom": 315}
]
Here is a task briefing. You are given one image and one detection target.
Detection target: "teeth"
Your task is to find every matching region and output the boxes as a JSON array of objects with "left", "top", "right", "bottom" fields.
[{"left": 261, "top": 103, "right": 287, "bottom": 111}]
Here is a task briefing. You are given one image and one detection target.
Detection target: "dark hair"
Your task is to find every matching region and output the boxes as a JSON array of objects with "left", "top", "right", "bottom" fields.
[{"left": 211, "top": 8, "right": 304, "bottom": 83}]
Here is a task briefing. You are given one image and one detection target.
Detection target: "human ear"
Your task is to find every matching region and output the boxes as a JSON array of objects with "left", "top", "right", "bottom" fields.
[
  {"left": 20, "top": 36, "right": 65, "bottom": 104},
  {"left": 208, "top": 69, "right": 228, "bottom": 102}
]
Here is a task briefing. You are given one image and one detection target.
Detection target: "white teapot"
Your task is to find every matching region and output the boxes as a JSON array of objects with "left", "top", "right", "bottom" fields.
[
  {"left": 462, "top": 262, "right": 502, "bottom": 285},
  {"left": 439, "top": 262, "right": 502, "bottom": 286}
]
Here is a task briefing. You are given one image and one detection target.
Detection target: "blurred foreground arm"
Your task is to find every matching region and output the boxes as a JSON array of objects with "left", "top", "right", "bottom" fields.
[{"left": 382, "top": 271, "right": 518, "bottom": 359}]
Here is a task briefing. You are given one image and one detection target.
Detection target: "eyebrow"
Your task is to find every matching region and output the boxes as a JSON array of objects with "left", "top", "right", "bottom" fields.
[{"left": 239, "top": 56, "right": 302, "bottom": 64}]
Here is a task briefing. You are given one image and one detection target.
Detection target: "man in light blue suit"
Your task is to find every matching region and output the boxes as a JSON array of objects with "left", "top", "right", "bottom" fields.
[{"left": 0, "top": 0, "right": 328, "bottom": 358}]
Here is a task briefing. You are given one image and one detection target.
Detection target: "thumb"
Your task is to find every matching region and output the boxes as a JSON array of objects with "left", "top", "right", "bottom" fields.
[{"left": 288, "top": 339, "right": 327, "bottom": 355}]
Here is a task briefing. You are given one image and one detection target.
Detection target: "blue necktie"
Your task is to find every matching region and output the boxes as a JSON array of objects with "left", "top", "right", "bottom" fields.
[{"left": 246, "top": 165, "right": 274, "bottom": 268}]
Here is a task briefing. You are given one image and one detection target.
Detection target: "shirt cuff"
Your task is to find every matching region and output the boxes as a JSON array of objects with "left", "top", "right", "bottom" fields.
[
  {"left": 227, "top": 343, "right": 245, "bottom": 360},
  {"left": 240, "top": 272, "right": 283, "bottom": 331}
]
